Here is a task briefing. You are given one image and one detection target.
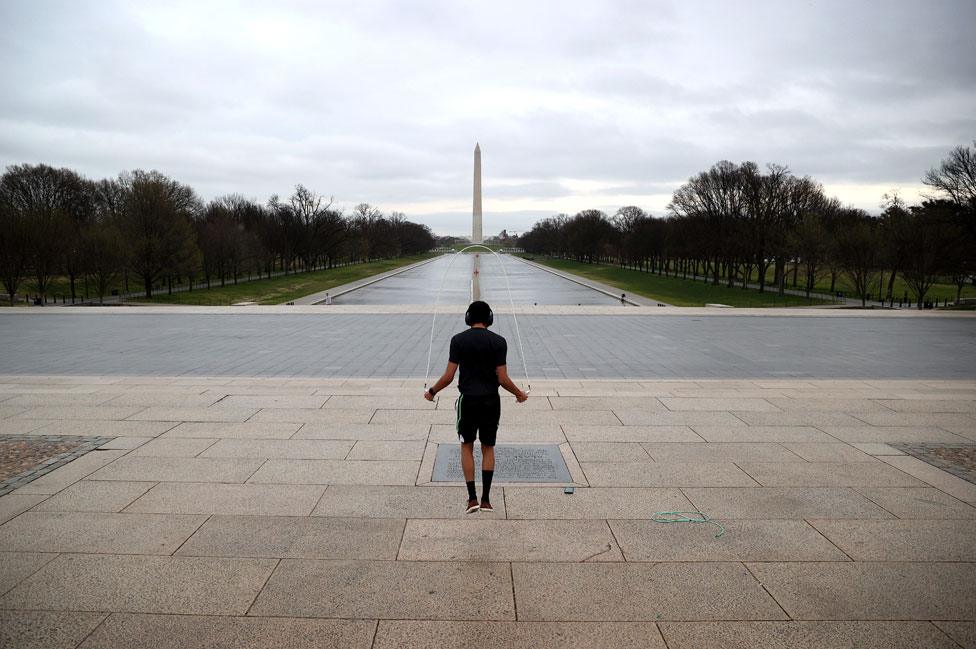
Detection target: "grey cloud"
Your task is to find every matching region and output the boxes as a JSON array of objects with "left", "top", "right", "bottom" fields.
[{"left": 1, "top": 0, "right": 974, "bottom": 235}]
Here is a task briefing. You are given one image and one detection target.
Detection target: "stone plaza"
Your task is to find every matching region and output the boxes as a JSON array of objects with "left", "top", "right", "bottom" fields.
[{"left": 1, "top": 257, "right": 975, "bottom": 648}]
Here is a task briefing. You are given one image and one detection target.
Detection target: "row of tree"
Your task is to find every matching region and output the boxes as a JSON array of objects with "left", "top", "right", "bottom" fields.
[
  {"left": 520, "top": 143, "right": 976, "bottom": 306},
  {"left": 0, "top": 165, "right": 436, "bottom": 303}
]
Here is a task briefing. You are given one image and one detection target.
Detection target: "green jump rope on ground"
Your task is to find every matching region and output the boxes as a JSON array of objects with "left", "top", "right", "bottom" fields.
[{"left": 651, "top": 511, "right": 726, "bottom": 538}]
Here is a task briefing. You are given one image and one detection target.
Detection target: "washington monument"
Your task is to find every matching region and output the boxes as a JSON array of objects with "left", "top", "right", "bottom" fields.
[{"left": 472, "top": 142, "right": 483, "bottom": 244}]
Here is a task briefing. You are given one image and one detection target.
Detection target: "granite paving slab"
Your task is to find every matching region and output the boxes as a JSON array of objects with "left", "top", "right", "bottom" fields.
[
  {"left": 346, "top": 440, "right": 427, "bottom": 460},
  {"left": 78, "top": 613, "right": 376, "bottom": 649},
  {"left": 248, "top": 559, "right": 515, "bottom": 620},
  {"left": 682, "top": 487, "right": 895, "bottom": 519},
  {"left": 249, "top": 408, "right": 375, "bottom": 424},
  {"left": 0, "top": 552, "right": 58, "bottom": 596},
  {"left": 247, "top": 459, "right": 419, "bottom": 485},
  {"left": 659, "top": 397, "right": 780, "bottom": 412},
  {"left": 570, "top": 442, "right": 650, "bottom": 462},
  {"left": 0, "top": 511, "right": 207, "bottom": 554},
  {"left": 103, "top": 393, "right": 224, "bottom": 407},
  {"left": 0, "top": 554, "right": 277, "bottom": 615},
  {"left": 97, "top": 436, "right": 152, "bottom": 450},
  {"left": 311, "top": 485, "right": 498, "bottom": 518},
  {"left": 294, "top": 422, "right": 430, "bottom": 440},
  {"left": 12, "top": 406, "right": 146, "bottom": 421},
  {"left": 659, "top": 621, "right": 959, "bottom": 649},
  {"left": 503, "top": 487, "right": 694, "bottom": 519},
  {"left": 326, "top": 395, "right": 436, "bottom": 410},
  {"left": 89, "top": 456, "right": 265, "bottom": 483},
  {"left": 214, "top": 395, "right": 329, "bottom": 409},
  {"left": 199, "top": 438, "right": 354, "bottom": 459},
  {"left": 818, "top": 426, "right": 972, "bottom": 444},
  {"left": 613, "top": 411, "right": 746, "bottom": 426},
  {"left": 398, "top": 519, "right": 622, "bottom": 562},
  {"left": 581, "top": 462, "right": 758, "bottom": 487},
  {"left": 747, "top": 561, "right": 976, "bottom": 620},
  {"left": 0, "top": 420, "right": 50, "bottom": 435},
  {"left": 161, "top": 422, "right": 300, "bottom": 439},
  {"left": 33, "top": 420, "right": 179, "bottom": 437},
  {"left": 512, "top": 562, "right": 786, "bottom": 621},
  {"left": 854, "top": 487, "right": 976, "bottom": 518},
  {"left": 778, "top": 443, "right": 877, "bottom": 462},
  {"left": 764, "top": 397, "right": 894, "bottom": 412},
  {"left": 562, "top": 425, "right": 703, "bottom": 443},
  {"left": 0, "top": 493, "right": 47, "bottom": 524},
  {"left": 730, "top": 411, "right": 867, "bottom": 427},
  {"left": 548, "top": 396, "right": 667, "bottom": 411},
  {"left": 176, "top": 515, "right": 404, "bottom": 559},
  {"left": 31, "top": 480, "right": 156, "bottom": 512},
  {"left": 851, "top": 412, "right": 976, "bottom": 430},
  {"left": 3, "top": 393, "right": 119, "bottom": 406},
  {"left": 934, "top": 622, "right": 976, "bottom": 649},
  {"left": 373, "top": 621, "right": 666, "bottom": 649},
  {"left": 128, "top": 407, "right": 258, "bottom": 423},
  {"left": 736, "top": 462, "right": 925, "bottom": 487},
  {"left": 690, "top": 426, "right": 838, "bottom": 443},
  {"left": 878, "top": 456, "right": 976, "bottom": 502},
  {"left": 129, "top": 437, "right": 218, "bottom": 457},
  {"left": 0, "top": 610, "right": 108, "bottom": 649},
  {"left": 124, "top": 483, "right": 326, "bottom": 516},
  {"left": 640, "top": 442, "right": 800, "bottom": 463},
  {"left": 808, "top": 519, "right": 976, "bottom": 560},
  {"left": 875, "top": 399, "right": 976, "bottom": 413},
  {"left": 609, "top": 519, "right": 849, "bottom": 562}
]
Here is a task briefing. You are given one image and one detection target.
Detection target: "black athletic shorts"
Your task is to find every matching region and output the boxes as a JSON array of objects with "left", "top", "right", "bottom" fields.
[{"left": 455, "top": 393, "right": 501, "bottom": 446}]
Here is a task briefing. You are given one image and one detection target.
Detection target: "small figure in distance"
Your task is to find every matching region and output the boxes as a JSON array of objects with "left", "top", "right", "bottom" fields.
[
  {"left": 621, "top": 293, "right": 626, "bottom": 303},
  {"left": 424, "top": 300, "right": 528, "bottom": 514},
  {"left": 324, "top": 293, "right": 332, "bottom": 305}
]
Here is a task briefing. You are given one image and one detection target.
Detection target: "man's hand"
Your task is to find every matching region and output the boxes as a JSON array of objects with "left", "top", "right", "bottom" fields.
[
  {"left": 423, "top": 389, "right": 435, "bottom": 402},
  {"left": 515, "top": 389, "right": 528, "bottom": 403}
]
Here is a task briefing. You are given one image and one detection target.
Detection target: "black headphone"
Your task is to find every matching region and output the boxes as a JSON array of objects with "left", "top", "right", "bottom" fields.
[{"left": 464, "top": 301, "right": 493, "bottom": 327}]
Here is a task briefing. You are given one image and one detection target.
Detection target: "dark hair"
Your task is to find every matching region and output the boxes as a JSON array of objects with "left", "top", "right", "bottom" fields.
[{"left": 466, "top": 300, "right": 492, "bottom": 326}]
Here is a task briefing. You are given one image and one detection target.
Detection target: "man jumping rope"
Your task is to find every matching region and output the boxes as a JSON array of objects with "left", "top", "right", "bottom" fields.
[{"left": 424, "top": 300, "right": 529, "bottom": 513}]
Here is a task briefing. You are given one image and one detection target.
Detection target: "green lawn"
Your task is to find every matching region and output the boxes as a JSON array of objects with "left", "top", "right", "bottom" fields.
[
  {"left": 141, "top": 253, "right": 438, "bottom": 305},
  {"left": 757, "top": 265, "right": 975, "bottom": 302},
  {"left": 528, "top": 257, "right": 832, "bottom": 307}
]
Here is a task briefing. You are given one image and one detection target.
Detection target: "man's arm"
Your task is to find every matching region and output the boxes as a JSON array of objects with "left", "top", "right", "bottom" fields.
[
  {"left": 496, "top": 365, "right": 528, "bottom": 403},
  {"left": 424, "top": 362, "right": 458, "bottom": 401}
]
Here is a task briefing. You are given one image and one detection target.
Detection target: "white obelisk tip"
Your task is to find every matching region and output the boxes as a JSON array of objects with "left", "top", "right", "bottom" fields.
[{"left": 472, "top": 143, "right": 483, "bottom": 244}]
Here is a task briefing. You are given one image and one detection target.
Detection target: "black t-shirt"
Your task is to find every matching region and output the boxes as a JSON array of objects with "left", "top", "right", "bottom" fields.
[{"left": 448, "top": 327, "right": 508, "bottom": 395}]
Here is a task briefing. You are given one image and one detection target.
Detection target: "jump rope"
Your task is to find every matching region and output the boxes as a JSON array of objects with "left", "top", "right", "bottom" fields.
[
  {"left": 422, "top": 247, "right": 723, "bottom": 539},
  {"left": 423, "top": 246, "right": 530, "bottom": 395}
]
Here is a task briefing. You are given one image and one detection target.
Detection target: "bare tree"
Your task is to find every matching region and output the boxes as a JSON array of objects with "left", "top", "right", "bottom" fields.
[
  {"left": 118, "top": 170, "right": 201, "bottom": 298},
  {"left": 0, "top": 193, "right": 28, "bottom": 304},
  {"left": 833, "top": 208, "right": 881, "bottom": 307}
]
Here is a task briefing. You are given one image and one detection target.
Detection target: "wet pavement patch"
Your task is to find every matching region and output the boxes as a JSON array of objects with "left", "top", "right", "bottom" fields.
[
  {"left": 0, "top": 434, "right": 114, "bottom": 495},
  {"left": 892, "top": 443, "right": 976, "bottom": 485},
  {"left": 431, "top": 443, "right": 572, "bottom": 483}
]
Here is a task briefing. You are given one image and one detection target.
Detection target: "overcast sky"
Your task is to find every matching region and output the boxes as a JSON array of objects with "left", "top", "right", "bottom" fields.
[{"left": 2, "top": 1, "right": 974, "bottom": 236}]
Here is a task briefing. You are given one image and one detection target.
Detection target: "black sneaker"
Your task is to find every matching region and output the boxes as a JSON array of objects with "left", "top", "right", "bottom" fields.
[
  {"left": 479, "top": 500, "right": 494, "bottom": 512},
  {"left": 465, "top": 499, "right": 480, "bottom": 514}
]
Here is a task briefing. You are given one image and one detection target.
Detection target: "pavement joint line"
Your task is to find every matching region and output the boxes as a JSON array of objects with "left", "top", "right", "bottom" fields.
[{"left": 243, "top": 557, "right": 282, "bottom": 617}]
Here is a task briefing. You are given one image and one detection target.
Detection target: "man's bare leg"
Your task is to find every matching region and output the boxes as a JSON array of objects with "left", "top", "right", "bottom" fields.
[
  {"left": 481, "top": 444, "right": 495, "bottom": 471},
  {"left": 461, "top": 442, "right": 475, "bottom": 481},
  {"left": 480, "top": 443, "right": 495, "bottom": 511},
  {"left": 461, "top": 442, "right": 479, "bottom": 512}
]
